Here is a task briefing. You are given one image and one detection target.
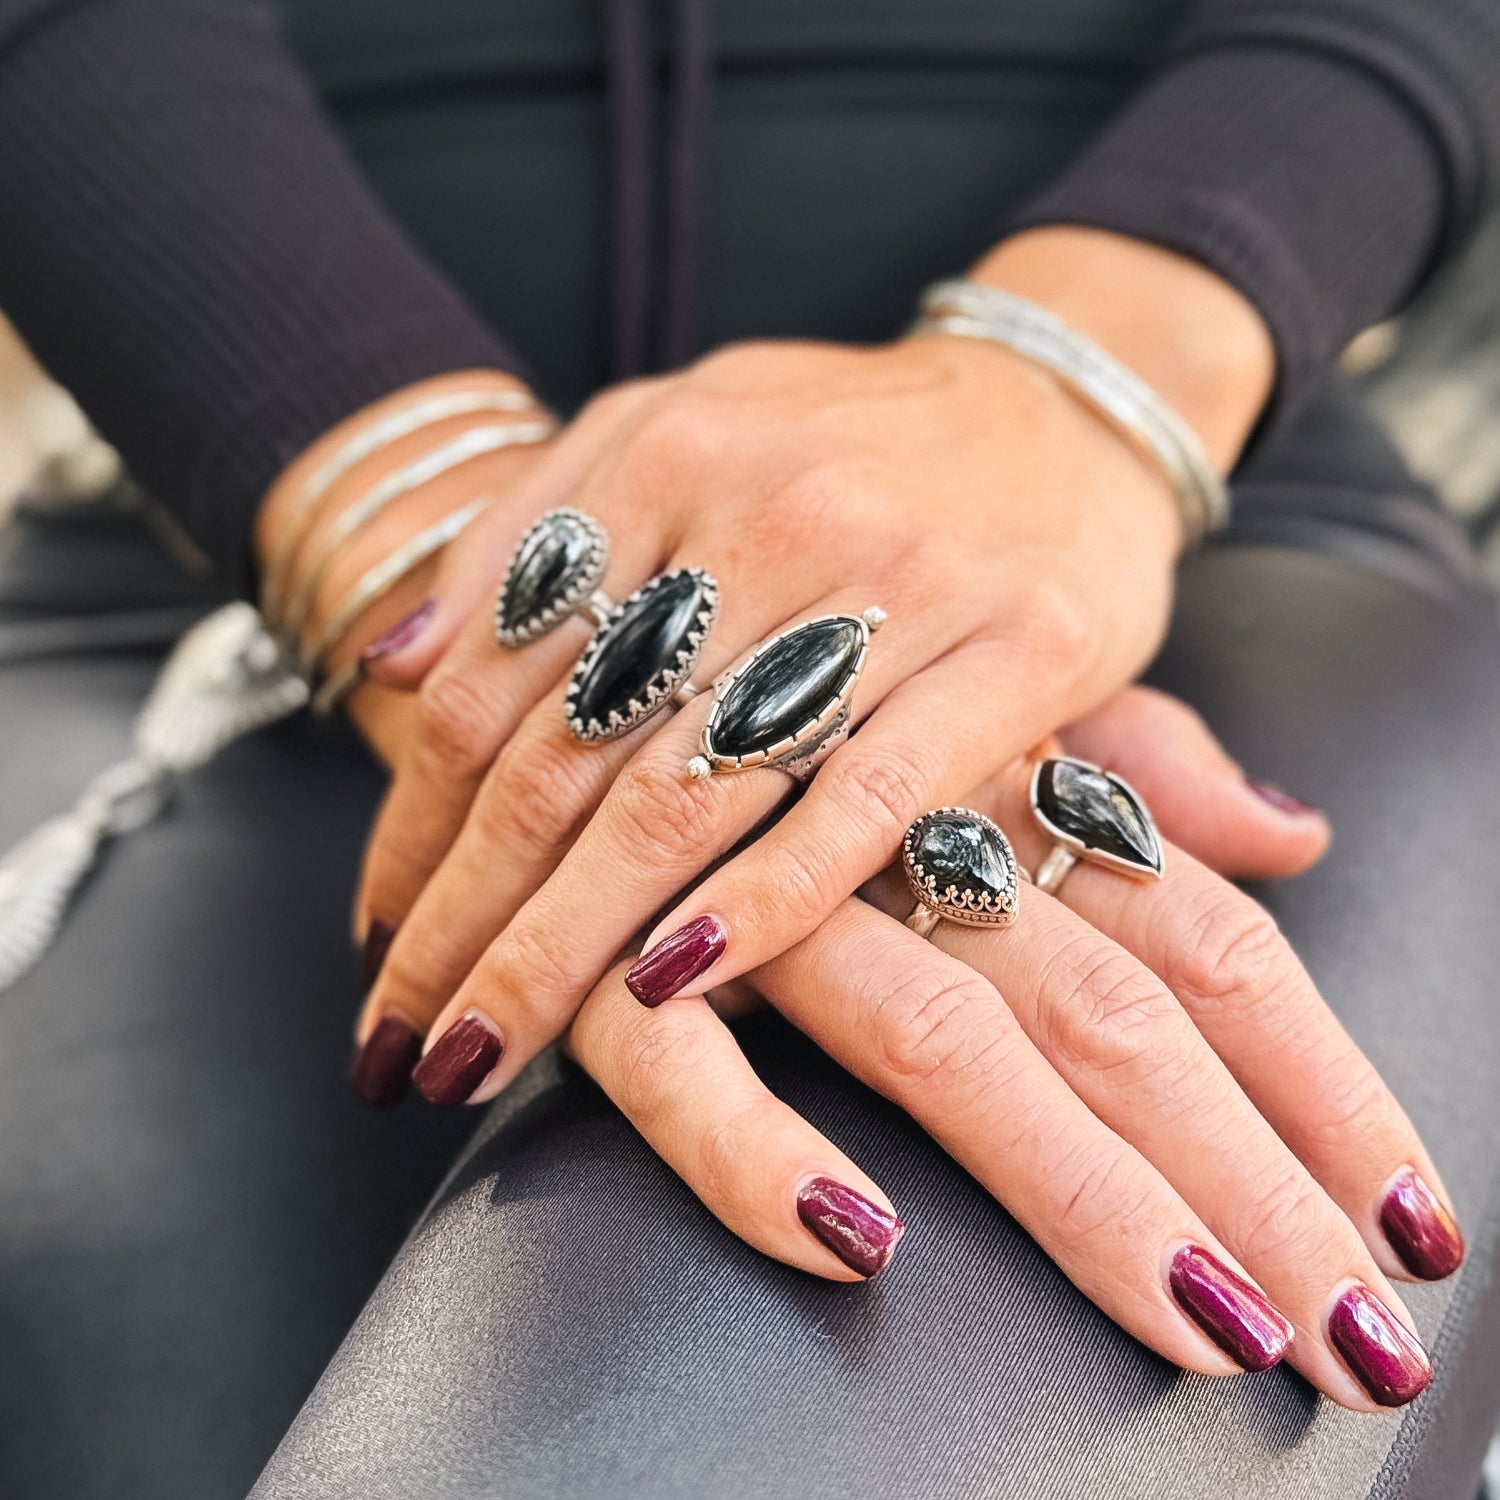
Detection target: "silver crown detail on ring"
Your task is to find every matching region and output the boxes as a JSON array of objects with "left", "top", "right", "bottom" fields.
[
  {"left": 494, "top": 508, "right": 610, "bottom": 647},
  {"left": 902, "top": 808, "right": 1021, "bottom": 931},
  {"left": 565, "top": 569, "right": 720, "bottom": 741},
  {"left": 685, "top": 606, "right": 885, "bottom": 782}
]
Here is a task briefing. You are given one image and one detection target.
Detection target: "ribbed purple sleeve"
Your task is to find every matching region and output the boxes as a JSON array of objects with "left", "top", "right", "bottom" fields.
[
  {"left": 0, "top": 0, "right": 519, "bottom": 592},
  {"left": 1012, "top": 0, "right": 1500, "bottom": 428}
]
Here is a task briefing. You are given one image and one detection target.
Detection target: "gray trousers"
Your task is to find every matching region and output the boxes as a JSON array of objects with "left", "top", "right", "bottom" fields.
[{"left": 3, "top": 388, "right": 1500, "bottom": 1499}]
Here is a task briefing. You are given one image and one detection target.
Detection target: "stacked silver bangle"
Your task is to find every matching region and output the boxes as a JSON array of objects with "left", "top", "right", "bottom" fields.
[
  {"left": 912, "top": 279, "right": 1229, "bottom": 545},
  {"left": 258, "top": 382, "right": 556, "bottom": 714}
]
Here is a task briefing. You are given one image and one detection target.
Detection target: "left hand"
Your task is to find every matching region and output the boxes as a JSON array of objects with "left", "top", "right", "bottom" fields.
[{"left": 353, "top": 231, "right": 1273, "bottom": 1108}]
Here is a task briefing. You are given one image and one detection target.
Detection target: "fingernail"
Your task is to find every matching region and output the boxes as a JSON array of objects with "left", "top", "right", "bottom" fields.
[
  {"left": 1246, "top": 777, "right": 1322, "bottom": 818},
  {"left": 796, "top": 1177, "right": 905, "bottom": 1278},
  {"left": 1168, "top": 1245, "right": 1293, "bottom": 1372},
  {"left": 1380, "top": 1167, "right": 1465, "bottom": 1281},
  {"left": 1327, "top": 1284, "right": 1432, "bottom": 1406},
  {"left": 362, "top": 599, "right": 437, "bottom": 662},
  {"left": 351, "top": 1014, "right": 422, "bottom": 1108},
  {"left": 360, "top": 919, "right": 396, "bottom": 991},
  {"left": 625, "top": 914, "right": 728, "bottom": 1007},
  {"left": 412, "top": 1013, "right": 503, "bottom": 1107}
]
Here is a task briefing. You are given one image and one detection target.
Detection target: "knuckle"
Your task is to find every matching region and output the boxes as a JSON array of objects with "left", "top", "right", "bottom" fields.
[
  {"left": 1299, "top": 1060, "right": 1396, "bottom": 1157},
  {"left": 1236, "top": 1169, "right": 1335, "bottom": 1269},
  {"left": 1008, "top": 582, "right": 1094, "bottom": 676},
  {"left": 1041, "top": 936, "right": 1181, "bottom": 1077},
  {"left": 622, "top": 394, "right": 719, "bottom": 483},
  {"left": 1052, "top": 1139, "right": 1157, "bottom": 1251},
  {"left": 1174, "top": 893, "right": 1291, "bottom": 1020},
  {"left": 475, "top": 742, "right": 601, "bottom": 864},
  {"left": 872, "top": 960, "right": 1010, "bottom": 1096},
  {"left": 819, "top": 746, "right": 929, "bottom": 844},
  {"left": 416, "top": 670, "right": 503, "bottom": 779},
  {"left": 617, "top": 1009, "right": 705, "bottom": 1119},
  {"left": 481, "top": 921, "right": 579, "bottom": 1022},
  {"left": 613, "top": 755, "right": 722, "bottom": 864},
  {"left": 696, "top": 1095, "right": 780, "bottom": 1212}
]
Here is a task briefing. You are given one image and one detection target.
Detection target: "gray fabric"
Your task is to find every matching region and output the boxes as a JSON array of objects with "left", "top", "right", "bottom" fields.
[{"left": 248, "top": 523, "right": 1500, "bottom": 1499}]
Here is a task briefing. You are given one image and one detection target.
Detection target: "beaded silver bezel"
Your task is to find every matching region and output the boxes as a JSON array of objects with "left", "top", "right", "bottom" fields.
[
  {"left": 494, "top": 508, "right": 610, "bottom": 648},
  {"left": 564, "top": 568, "right": 719, "bottom": 741},
  {"left": 901, "top": 807, "right": 1021, "bottom": 928}
]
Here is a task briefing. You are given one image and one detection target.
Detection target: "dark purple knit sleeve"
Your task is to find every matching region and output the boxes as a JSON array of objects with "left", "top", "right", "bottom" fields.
[
  {"left": 0, "top": 0, "right": 520, "bottom": 592},
  {"left": 1012, "top": 0, "right": 1500, "bottom": 428}
]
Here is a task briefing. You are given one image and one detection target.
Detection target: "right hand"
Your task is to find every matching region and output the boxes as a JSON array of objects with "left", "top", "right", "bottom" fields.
[{"left": 559, "top": 688, "right": 1456, "bottom": 1413}]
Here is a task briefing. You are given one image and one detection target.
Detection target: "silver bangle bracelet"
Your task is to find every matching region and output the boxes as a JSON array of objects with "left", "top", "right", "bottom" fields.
[
  {"left": 260, "top": 385, "right": 544, "bottom": 622},
  {"left": 278, "top": 417, "right": 554, "bottom": 645},
  {"left": 912, "top": 279, "right": 1229, "bottom": 544},
  {"left": 305, "top": 495, "right": 493, "bottom": 716}
]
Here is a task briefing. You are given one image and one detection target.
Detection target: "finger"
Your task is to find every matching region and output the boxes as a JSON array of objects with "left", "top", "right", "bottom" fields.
[
  {"left": 354, "top": 561, "right": 797, "bottom": 1082},
  {"left": 352, "top": 494, "right": 669, "bottom": 960},
  {"left": 409, "top": 588, "right": 973, "bottom": 1105},
  {"left": 970, "top": 767, "right": 1462, "bottom": 1290},
  {"left": 360, "top": 378, "right": 665, "bottom": 688},
  {"left": 751, "top": 900, "right": 1292, "bottom": 1376},
  {"left": 909, "top": 881, "right": 1426, "bottom": 1411},
  {"left": 564, "top": 963, "right": 904, "bottom": 1281},
  {"left": 626, "top": 626, "right": 1095, "bottom": 1007},
  {"left": 1061, "top": 686, "right": 1330, "bottom": 880}
]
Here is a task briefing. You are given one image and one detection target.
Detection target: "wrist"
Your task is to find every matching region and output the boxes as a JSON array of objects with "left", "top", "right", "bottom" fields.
[{"left": 969, "top": 228, "right": 1274, "bottom": 472}]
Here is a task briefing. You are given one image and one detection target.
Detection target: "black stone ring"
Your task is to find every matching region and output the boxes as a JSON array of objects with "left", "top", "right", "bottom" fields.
[
  {"left": 495, "top": 508, "right": 612, "bottom": 648},
  {"left": 1029, "top": 756, "right": 1164, "bottom": 893},
  {"left": 565, "top": 568, "right": 720, "bottom": 741},
  {"left": 685, "top": 606, "right": 886, "bottom": 784},
  {"left": 902, "top": 808, "right": 1021, "bottom": 939}
]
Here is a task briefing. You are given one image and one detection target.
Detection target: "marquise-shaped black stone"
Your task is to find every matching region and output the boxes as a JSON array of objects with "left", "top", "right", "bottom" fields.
[
  {"left": 572, "top": 570, "right": 710, "bottom": 730},
  {"left": 906, "top": 811, "right": 1016, "bottom": 911},
  {"left": 500, "top": 511, "right": 601, "bottom": 634},
  {"left": 712, "top": 617, "right": 863, "bottom": 758},
  {"left": 1036, "top": 759, "right": 1162, "bottom": 874}
]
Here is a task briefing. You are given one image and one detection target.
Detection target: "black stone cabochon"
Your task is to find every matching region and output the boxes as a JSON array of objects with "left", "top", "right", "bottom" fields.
[
  {"left": 705, "top": 616, "right": 866, "bottom": 764},
  {"left": 1034, "top": 758, "right": 1163, "bottom": 875},
  {"left": 903, "top": 809, "right": 1018, "bottom": 923},
  {"left": 566, "top": 569, "right": 716, "bottom": 739},
  {"left": 496, "top": 509, "right": 606, "bottom": 643}
]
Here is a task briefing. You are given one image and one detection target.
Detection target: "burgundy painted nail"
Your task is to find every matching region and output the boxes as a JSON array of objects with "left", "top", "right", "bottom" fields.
[
  {"left": 1380, "top": 1168, "right": 1465, "bottom": 1281},
  {"left": 796, "top": 1177, "right": 905, "bottom": 1278},
  {"left": 362, "top": 599, "right": 437, "bottom": 661},
  {"left": 1327, "top": 1284, "right": 1431, "bottom": 1406},
  {"left": 1168, "top": 1245, "right": 1293, "bottom": 1372},
  {"left": 360, "top": 919, "right": 396, "bottom": 992},
  {"left": 625, "top": 915, "right": 728, "bottom": 1007},
  {"left": 1246, "top": 777, "right": 1322, "bottom": 818},
  {"left": 351, "top": 1015, "right": 422, "bottom": 1108},
  {"left": 411, "top": 1014, "right": 503, "bottom": 1107}
]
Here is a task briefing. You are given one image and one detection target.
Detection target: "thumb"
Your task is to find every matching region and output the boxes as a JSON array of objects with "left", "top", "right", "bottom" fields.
[{"left": 1060, "top": 685, "right": 1330, "bottom": 882}]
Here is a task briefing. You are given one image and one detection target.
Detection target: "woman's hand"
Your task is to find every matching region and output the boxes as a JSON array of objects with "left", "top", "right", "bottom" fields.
[
  {"left": 556, "top": 691, "right": 1457, "bottom": 1413},
  {"left": 352, "top": 232, "right": 1274, "bottom": 1112}
]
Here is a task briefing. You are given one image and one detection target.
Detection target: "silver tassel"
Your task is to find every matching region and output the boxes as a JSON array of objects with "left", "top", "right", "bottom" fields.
[{"left": 0, "top": 603, "right": 308, "bottom": 993}]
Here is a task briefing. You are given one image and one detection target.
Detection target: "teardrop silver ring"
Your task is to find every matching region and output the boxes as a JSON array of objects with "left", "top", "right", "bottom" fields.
[
  {"left": 1029, "top": 756, "right": 1164, "bottom": 895},
  {"left": 901, "top": 808, "right": 1021, "bottom": 939}
]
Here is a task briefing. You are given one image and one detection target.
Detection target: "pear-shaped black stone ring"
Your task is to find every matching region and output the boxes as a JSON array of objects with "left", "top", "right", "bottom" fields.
[
  {"left": 1029, "top": 756, "right": 1164, "bottom": 894},
  {"left": 901, "top": 808, "right": 1021, "bottom": 939},
  {"left": 684, "top": 606, "right": 886, "bottom": 784},
  {"left": 565, "top": 568, "right": 720, "bottom": 741},
  {"left": 494, "top": 508, "right": 613, "bottom": 648}
]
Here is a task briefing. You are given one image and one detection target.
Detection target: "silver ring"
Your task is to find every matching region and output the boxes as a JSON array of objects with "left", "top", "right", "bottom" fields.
[
  {"left": 1029, "top": 756, "right": 1164, "bottom": 895},
  {"left": 901, "top": 808, "right": 1021, "bottom": 937},
  {"left": 494, "top": 508, "right": 612, "bottom": 647},
  {"left": 564, "top": 569, "right": 720, "bottom": 741},
  {"left": 684, "top": 605, "right": 886, "bottom": 783}
]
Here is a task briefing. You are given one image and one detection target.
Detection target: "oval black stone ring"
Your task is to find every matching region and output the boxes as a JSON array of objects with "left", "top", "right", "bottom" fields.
[
  {"left": 902, "top": 808, "right": 1021, "bottom": 939},
  {"left": 494, "top": 508, "right": 612, "bottom": 648},
  {"left": 1029, "top": 756, "right": 1164, "bottom": 894},
  {"left": 684, "top": 606, "right": 886, "bottom": 784},
  {"left": 565, "top": 568, "right": 720, "bottom": 741}
]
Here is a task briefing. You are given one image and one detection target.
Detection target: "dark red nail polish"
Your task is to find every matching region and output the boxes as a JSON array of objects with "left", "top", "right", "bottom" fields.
[
  {"left": 1327, "top": 1284, "right": 1431, "bottom": 1406},
  {"left": 360, "top": 919, "right": 396, "bottom": 992},
  {"left": 1246, "top": 777, "right": 1321, "bottom": 818},
  {"left": 351, "top": 1014, "right": 422, "bottom": 1108},
  {"left": 362, "top": 599, "right": 437, "bottom": 661},
  {"left": 796, "top": 1177, "right": 905, "bottom": 1278},
  {"left": 1168, "top": 1245, "right": 1293, "bottom": 1372},
  {"left": 625, "top": 915, "right": 728, "bottom": 1007},
  {"left": 1381, "top": 1168, "right": 1465, "bottom": 1281},
  {"left": 411, "top": 1014, "right": 503, "bottom": 1107}
]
